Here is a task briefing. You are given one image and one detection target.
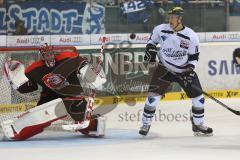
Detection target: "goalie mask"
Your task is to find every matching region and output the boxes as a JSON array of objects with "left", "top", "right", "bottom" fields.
[
  {"left": 233, "top": 48, "right": 240, "bottom": 65},
  {"left": 39, "top": 43, "right": 55, "bottom": 67}
]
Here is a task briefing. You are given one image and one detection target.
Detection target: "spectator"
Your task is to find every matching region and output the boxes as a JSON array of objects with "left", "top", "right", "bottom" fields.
[
  {"left": 0, "top": 0, "right": 4, "bottom": 7},
  {"left": 107, "top": 0, "right": 118, "bottom": 6},
  {"left": 120, "top": 0, "right": 154, "bottom": 32},
  {"left": 13, "top": 20, "right": 29, "bottom": 35}
]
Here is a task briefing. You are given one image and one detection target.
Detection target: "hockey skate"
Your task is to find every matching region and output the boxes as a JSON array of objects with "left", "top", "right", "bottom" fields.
[
  {"left": 78, "top": 116, "right": 106, "bottom": 137},
  {"left": 139, "top": 124, "right": 151, "bottom": 136},
  {"left": 191, "top": 117, "right": 213, "bottom": 136}
]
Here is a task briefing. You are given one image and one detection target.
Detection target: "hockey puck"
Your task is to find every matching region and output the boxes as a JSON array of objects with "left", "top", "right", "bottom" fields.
[{"left": 130, "top": 33, "right": 136, "bottom": 39}]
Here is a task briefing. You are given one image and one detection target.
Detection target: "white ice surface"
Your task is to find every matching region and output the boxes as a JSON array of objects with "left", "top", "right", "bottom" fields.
[{"left": 0, "top": 98, "right": 240, "bottom": 160}]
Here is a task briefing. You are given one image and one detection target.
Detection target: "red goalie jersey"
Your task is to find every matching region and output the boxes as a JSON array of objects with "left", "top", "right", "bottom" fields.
[{"left": 17, "top": 48, "right": 86, "bottom": 106}]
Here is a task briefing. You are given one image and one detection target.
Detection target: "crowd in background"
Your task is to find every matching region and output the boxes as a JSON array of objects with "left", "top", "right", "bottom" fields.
[
  {"left": 0, "top": 0, "right": 235, "bottom": 8},
  {"left": 0, "top": 0, "right": 235, "bottom": 13},
  {"left": 0, "top": 0, "right": 239, "bottom": 35},
  {"left": 0, "top": 0, "right": 231, "bottom": 6}
]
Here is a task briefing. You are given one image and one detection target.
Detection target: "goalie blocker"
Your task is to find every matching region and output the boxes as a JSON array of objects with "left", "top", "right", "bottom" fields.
[{"left": 1, "top": 98, "right": 106, "bottom": 141}]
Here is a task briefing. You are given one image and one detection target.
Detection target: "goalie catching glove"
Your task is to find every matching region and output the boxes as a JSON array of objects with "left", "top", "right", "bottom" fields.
[{"left": 3, "top": 59, "right": 29, "bottom": 90}]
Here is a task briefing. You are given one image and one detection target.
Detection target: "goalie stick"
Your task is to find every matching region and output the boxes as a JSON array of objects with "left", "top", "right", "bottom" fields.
[
  {"left": 62, "top": 37, "right": 112, "bottom": 131},
  {"left": 96, "top": 37, "right": 105, "bottom": 73}
]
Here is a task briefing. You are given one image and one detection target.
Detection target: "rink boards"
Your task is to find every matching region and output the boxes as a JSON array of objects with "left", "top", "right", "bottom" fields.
[{"left": 0, "top": 89, "right": 240, "bottom": 114}]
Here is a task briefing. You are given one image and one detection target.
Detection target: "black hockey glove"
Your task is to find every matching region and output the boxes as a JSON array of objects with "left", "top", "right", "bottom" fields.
[
  {"left": 144, "top": 43, "right": 157, "bottom": 62},
  {"left": 233, "top": 48, "right": 240, "bottom": 65},
  {"left": 179, "top": 64, "right": 196, "bottom": 87}
]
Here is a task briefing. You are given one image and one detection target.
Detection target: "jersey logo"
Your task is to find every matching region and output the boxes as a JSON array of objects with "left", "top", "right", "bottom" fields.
[
  {"left": 42, "top": 73, "right": 69, "bottom": 89},
  {"left": 180, "top": 40, "right": 189, "bottom": 49},
  {"left": 199, "top": 98, "right": 205, "bottom": 104},
  {"left": 148, "top": 96, "right": 155, "bottom": 104},
  {"left": 161, "top": 35, "right": 167, "bottom": 41}
]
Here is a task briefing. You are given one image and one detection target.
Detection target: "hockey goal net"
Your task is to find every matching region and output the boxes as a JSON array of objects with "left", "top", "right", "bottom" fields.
[{"left": 0, "top": 46, "right": 77, "bottom": 132}]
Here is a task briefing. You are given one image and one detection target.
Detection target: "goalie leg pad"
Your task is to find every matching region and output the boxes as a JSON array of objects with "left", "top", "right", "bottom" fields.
[
  {"left": 1, "top": 116, "right": 65, "bottom": 141},
  {"left": 1, "top": 98, "right": 67, "bottom": 141},
  {"left": 78, "top": 116, "right": 106, "bottom": 137}
]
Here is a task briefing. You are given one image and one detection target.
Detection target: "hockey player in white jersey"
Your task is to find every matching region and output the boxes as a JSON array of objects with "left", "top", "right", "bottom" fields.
[{"left": 139, "top": 7, "right": 213, "bottom": 136}]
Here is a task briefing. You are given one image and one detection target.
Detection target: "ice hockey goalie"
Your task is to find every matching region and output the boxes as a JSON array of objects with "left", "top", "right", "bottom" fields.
[{"left": 1, "top": 43, "right": 107, "bottom": 141}]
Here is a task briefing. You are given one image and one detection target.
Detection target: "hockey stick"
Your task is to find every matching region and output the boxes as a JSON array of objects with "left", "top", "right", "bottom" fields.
[
  {"left": 190, "top": 84, "right": 240, "bottom": 116},
  {"left": 153, "top": 63, "right": 240, "bottom": 116},
  {"left": 96, "top": 37, "right": 106, "bottom": 73},
  {"left": 176, "top": 70, "right": 240, "bottom": 116}
]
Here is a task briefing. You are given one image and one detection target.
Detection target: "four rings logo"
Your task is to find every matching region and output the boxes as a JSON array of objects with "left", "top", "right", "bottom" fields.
[
  {"left": 111, "top": 35, "right": 122, "bottom": 42},
  {"left": 30, "top": 37, "right": 45, "bottom": 44}
]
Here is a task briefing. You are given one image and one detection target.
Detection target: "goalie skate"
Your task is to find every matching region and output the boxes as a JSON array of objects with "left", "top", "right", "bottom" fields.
[
  {"left": 62, "top": 120, "right": 90, "bottom": 131},
  {"left": 79, "top": 116, "right": 106, "bottom": 137}
]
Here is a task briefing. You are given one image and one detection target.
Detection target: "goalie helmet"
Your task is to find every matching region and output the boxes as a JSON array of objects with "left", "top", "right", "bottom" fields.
[
  {"left": 233, "top": 48, "right": 240, "bottom": 65},
  {"left": 39, "top": 43, "right": 55, "bottom": 67}
]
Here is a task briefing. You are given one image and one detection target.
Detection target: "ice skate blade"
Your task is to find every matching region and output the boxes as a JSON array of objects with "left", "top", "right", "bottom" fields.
[
  {"left": 83, "top": 134, "right": 105, "bottom": 138},
  {"left": 139, "top": 133, "right": 148, "bottom": 138},
  {"left": 62, "top": 120, "right": 90, "bottom": 131},
  {"left": 139, "top": 134, "right": 147, "bottom": 138},
  {"left": 193, "top": 132, "right": 213, "bottom": 137}
]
